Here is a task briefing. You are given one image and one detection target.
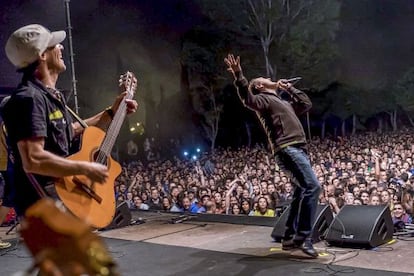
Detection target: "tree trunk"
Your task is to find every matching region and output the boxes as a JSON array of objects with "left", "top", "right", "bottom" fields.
[
  {"left": 245, "top": 122, "right": 252, "bottom": 147},
  {"left": 391, "top": 110, "right": 397, "bottom": 131},
  {"left": 341, "top": 120, "right": 346, "bottom": 137},
  {"left": 352, "top": 114, "right": 356, "bottom": 136},
  {"left": 377, "top": 116, "right": 383, "bottom": 133},
  {"left": 321, "top": 120, "right": 326, "bottom": 139},
  {"left": 263, "top": 45, "right": 272, "bottom": 78},
  {"left": 306, "top": 112, "right": 311, "bottom": 140},
  {"left": 406, "top": 113, "right": 414, "bottom": 127}
]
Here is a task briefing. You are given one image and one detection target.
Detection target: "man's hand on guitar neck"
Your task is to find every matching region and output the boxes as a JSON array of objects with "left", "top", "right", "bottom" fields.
[
  {"left": 108, "top": 91, "right": 138, "bottom": 116},
  {"left": 109, "top": 71, "right": 138, "bottom": 116},
  {"left": 75, "top": 74, "right": 138, "bottom": 136}
]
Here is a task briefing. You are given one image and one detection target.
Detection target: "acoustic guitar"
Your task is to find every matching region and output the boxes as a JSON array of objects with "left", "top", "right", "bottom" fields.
[{"left": 55, "top": 71, "right": 137, "bottom": 228}]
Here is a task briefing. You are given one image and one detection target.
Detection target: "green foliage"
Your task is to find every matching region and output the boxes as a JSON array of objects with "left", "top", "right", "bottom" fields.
[
  {"left": 326, "top": 83, "right": 361, "bottom": 120},
  {"left": 189, "top": 0, "right": 343, "bottom": 141},
  {"left": 181, "top": 27, "right": 229, "bottom": 111},
  {"left": 196, "top": 0, "right": 341, "bottom": 90},
  {"left": 280, "top": 0, "right": 340, "bottom": 90},
  {"left": 181, "top": 27, "right": 231, "bottom": 149},
  {"left": 394, "top": 67, "right": 414, "bottom": 115},
  {"left": 317, "top": 82, "right": 397, "bottom": 126}
]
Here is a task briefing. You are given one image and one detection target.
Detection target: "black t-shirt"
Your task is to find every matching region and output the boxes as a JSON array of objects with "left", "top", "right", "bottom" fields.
[{"left": 1, "top": 76, "right": 74, "bottom": 215}]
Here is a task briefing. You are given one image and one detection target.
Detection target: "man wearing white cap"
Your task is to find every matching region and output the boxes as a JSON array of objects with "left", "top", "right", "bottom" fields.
[{"left": 1, "top": 24, "right": 138, "bottom": 217}]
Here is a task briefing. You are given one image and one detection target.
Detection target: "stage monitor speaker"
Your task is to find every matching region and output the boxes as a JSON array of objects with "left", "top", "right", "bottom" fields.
[
  {"left": 102, "top": 201, "right": 132, "bottom": 230},
  {"left": 271, "top": 204, "right": 333, "bottom": 242},
  {"left": 325, "top": 205, "right": 393, "bottom": 248}
]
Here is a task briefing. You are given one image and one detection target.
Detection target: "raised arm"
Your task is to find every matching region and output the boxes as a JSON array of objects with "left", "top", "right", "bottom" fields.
[
  {"left": 72, "top": 73, "right": 138, "bottom": 136},
  {"left": 371, "top": 149, "right": 381, "bottom": 181},
  {"left": 72, "top": 92, "right": 138, "bottom": 136},
  {"left": 224, "top": 54, "right": 248, "bottom": 95},
  {"left": 225, "top": 178, "right": 239, "bottom": 214},
  {"left": 224, "top": 54, "right": 267, "bottom": 111}
]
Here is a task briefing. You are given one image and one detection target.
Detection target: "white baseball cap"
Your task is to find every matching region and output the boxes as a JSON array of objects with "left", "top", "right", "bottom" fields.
[{"left": 5, "top": 24, "right": 66, "bottom": 69}]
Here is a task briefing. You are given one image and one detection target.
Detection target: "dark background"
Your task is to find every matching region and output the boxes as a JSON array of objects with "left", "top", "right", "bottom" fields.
[{"left": 1, "top": 0, "right": 413, "bottom": 159}]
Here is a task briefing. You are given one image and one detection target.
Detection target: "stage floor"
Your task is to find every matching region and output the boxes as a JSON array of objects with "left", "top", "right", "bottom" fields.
[{"left": 0, "top": 211, "right": 412, "bottom": 275}]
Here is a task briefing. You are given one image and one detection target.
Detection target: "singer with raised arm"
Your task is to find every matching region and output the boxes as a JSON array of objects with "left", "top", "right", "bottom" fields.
[{"left": 224, "top": 54, "right": 321, "bottom": 258}]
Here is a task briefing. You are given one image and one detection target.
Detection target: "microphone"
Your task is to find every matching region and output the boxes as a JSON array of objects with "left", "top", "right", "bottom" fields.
[
  {"left": 278, "top": 77, "right": 302, "bottom": 96},
  {"left": 285, "top": 77, "right": 302, "bottom": 83}
]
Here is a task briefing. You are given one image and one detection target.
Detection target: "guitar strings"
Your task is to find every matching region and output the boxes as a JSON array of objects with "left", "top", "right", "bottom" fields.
[{"left": 96, "top": 74, "right": 135, "bottom": 165}]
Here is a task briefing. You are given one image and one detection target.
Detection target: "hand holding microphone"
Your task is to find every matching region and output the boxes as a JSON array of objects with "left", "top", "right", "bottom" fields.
[{"left": 277, "top": 77, "right": 301, "bottom": 91}]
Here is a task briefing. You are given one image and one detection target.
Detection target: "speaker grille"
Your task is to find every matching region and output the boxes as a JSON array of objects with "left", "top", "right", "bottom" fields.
[{"left": 326, "top": 205, "right": 393, "bottom": 248}]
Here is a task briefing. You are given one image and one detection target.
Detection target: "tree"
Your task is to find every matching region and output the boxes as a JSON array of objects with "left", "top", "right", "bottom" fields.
[
  {"left": 285, "top": 0, "right": 341, "bottom": 90},
  {"left": 376, "top": 88, "right": 398, "bottom": 132},
  {"left": 321, "top": 83, "right": 400, "bottom": 135},
  {"left": 197, "top": 0, "right": 341, "bottom": 89},
  {"left": 181, "top": 28, "right": 229, "bottom": 151},
  {"left": 394, "top": 67, "right": 414, "bottom": 127},
  {"left": 326, "top": 84, "right": 359, "bottom": 136},
  {"left": 245, "top": 0, "right": 281, "bottom": 78},
  {"left": 196, "top": 0, "right": 341, "bottom": 144}
]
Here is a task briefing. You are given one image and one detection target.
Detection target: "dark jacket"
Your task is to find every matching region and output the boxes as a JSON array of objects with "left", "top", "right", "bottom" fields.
[
  {"left": 1, "top": 76, "right": 74, "bottom": 215},
  {"left": 234, "top": 72, "right": 312, "bottom": 154}
]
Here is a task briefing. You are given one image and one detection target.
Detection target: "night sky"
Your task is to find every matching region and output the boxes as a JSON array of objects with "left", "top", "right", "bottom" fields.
[
  {"left": 338, "top": 1, "right": 414, "bottom": 89},
  {"left": 1, "top": 1, "right": 413, "bottom": 88},
  {"left": 0, "top": 0, "right": 202, "bottom": 120}
]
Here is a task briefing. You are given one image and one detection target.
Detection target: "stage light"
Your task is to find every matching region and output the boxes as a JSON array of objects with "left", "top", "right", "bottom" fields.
[
  {"left": 196, "top": 148, "right": 201, "bottom": 153},
  {"left": 192, "top": 155, "right": 197, "bottom": 160},
  {"left": 183, "top": 151, "right": 189, "bottom": 156}
]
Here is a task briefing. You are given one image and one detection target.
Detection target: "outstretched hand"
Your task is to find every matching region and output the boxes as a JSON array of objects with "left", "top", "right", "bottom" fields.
[{"left": 224, "top": 54, "right": 242, "bottom": 79}]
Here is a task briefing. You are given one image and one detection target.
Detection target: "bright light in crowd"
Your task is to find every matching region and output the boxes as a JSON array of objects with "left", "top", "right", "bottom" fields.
[
  {"left": 183, "top": 151, "right": 188, "bottom": 156},
  {"left": 136, "top": 122, "right": 140, "bottom": 126},
  {"left": 196, "top": 148, "right": 201, "bottom": 153},
  {"left": 130, "top": 127, "right": 136, "bottom": 132},
  {"left": 192, "top": 155, "right": 197, "bottom": 160}
]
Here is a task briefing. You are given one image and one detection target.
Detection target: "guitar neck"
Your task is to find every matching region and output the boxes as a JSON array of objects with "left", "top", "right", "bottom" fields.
[
  {"left": 96, "top": 71, "right": 136, "bottom": 164},
  {"left": 98, "top": 94, "right": 132, "bottom": 163}
]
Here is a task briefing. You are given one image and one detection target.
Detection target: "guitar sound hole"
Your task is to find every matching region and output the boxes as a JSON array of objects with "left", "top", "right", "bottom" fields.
[{"left": 92, "top": 150, "right": 109, "bottom": 166}]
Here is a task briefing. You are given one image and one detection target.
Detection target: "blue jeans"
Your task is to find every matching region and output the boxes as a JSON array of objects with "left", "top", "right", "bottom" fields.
[{"left": 275, "top": 145, "right": 321, "bottom": 242}]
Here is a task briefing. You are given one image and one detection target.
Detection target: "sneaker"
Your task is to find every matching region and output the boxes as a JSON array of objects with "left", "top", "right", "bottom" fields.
[
  {"left": 0, "top": 240, "right": 11, "bottom": 249},
  {"left": 281, "top": 239, "right": 300, "bottom": 250},
  {"left": 300, "top": 239, "right": 318, "bottom": 258}
]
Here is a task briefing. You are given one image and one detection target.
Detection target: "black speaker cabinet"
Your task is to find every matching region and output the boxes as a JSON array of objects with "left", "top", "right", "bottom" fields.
[
  {"left": 325, "top": 205, "right": 393, "bottom": 248},
  {"left": 102, "top": 201, "right": 132, "bottom": 230},
  {"left": 271, "top": 204, "right": 333, "bottom": 242}
]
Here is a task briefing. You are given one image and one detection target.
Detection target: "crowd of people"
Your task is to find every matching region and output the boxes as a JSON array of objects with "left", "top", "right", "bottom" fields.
[{"left": 115, "top": 129, "right": 414, "bottom": 230}]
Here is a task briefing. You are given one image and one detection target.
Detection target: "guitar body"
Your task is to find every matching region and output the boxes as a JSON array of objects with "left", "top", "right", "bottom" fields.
[{"left": 55, "top": 126, "right": 122, "bottom": 228}]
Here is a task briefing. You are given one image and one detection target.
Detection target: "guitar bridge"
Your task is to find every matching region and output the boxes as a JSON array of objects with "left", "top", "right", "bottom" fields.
[{"left": 72, "top": 177, "right": 103, "bottom": 204}]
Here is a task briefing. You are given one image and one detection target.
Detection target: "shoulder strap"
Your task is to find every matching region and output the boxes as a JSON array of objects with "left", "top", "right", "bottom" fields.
[
  {"left": 0, "top": 123, "right": 8, "bottom": 171},
  {"left": 65, "top": 104, "right": 88, "bottom": 129},
  {"left": 49, "top": 89, "right": 88, "bottom": 130},
  {"left": 26, "top": 173, "right": 47, "bottom": 198}
]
